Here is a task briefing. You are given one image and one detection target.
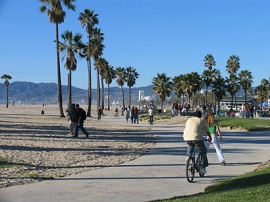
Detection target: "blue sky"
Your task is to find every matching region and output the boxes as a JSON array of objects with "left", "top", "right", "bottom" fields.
[{"left": 1, "top": 0, "right": 270, "bottom": 90}]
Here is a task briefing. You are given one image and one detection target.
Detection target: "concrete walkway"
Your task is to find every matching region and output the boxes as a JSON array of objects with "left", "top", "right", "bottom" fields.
[{"left": 1, "top": 116, "right": 270, "bottom": 202}]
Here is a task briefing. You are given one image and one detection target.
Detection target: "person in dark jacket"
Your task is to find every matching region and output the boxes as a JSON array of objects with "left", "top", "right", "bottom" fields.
[
  {"left": 67, "top": 103, "right": 78, "bottom": 136},
  {"left": 74, "top": 104, "right": 89, "bottom": 138}
]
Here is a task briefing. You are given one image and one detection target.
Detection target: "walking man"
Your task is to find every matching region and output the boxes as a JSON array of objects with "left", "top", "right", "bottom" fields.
[
  {"left": 74, "top": 104, "right": 89, "bottom": 138},
  {"left": 67, "top": 103, "right": 77, "bottom": 137},
  {"left": 148, "top": 107, "right": 154, "bottom": 125}
]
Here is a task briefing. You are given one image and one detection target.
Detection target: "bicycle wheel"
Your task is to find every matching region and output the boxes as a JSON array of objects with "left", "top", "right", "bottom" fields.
[{"left": 186, "top": 157, "right": 195, "bottom": 182}]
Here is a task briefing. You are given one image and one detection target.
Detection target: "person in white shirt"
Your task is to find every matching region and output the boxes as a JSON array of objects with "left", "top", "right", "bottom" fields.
[
  {"left": 183, "top": 111, "right": 212, "bottom": 173},
  {"left": 148, "top": 107, "right": 154, "bottom": 125}
]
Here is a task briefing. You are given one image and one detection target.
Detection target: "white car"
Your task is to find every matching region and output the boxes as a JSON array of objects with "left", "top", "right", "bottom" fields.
[{"left": 226, "top": 105, "right": 240, "bottom": 111}]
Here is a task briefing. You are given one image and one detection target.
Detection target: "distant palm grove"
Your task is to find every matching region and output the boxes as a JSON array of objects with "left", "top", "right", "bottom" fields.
[{"left": 3, "top": 1, "right": 268, "bottom": 115}]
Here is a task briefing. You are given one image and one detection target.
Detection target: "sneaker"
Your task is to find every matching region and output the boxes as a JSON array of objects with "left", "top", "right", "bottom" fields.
[
  {"left": 85, "top": 133, "right": 89, "bottom": 138},
  {"left": 200, "top": 168, "right": 207, "bottom": 174},
  {"left": 221, "top": 162, "right": 226, "bottom": 166},
  {"left": 72, "top": 135, "right": 78, "bottom": 138},
  {"left": 185, "top": 157, "right": 189, "bottom": 164}
]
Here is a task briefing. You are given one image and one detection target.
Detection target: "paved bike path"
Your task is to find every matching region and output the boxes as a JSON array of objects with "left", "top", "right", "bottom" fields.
[{"left": 1, "top": 117, "right": 270, "bottom": 202}]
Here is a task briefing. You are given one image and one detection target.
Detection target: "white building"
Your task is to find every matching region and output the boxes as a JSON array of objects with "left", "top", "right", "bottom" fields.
[{"left": 139, "top": 90, "right": 144, "bottom": 101}]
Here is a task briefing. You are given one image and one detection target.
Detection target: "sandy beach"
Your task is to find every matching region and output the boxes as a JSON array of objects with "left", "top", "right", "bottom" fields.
[{"left": 0, "top": 105, "right": 158, "bottom": 188}]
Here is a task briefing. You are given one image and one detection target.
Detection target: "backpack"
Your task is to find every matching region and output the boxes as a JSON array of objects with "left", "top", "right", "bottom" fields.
[{"left": 81, "top": 108, "right": 87, "bottom": 120}]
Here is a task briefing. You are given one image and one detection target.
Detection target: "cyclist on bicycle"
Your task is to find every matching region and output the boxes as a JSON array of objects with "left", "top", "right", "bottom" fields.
[{"left": 183, "top": 110, "right": 212, "bottom": 173}]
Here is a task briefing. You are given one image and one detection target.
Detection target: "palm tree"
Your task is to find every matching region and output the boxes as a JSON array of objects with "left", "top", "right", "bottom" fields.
[
  {"left": 90, "top": 28, "right": 104, "bottom": 110},
  {"left": 255, "top": 78, "right": 270, "bottom": 108},
  {"left": 103, "top": 65, "right": 116, "bottom": 110},
  {"left": 201, "top": 70, "right": 211, "bottom": 105},
  {"left": 180, "top": 74, "right": 193, "bottom": 105},
  {"left": 211, "top": 70, "right": 226, "bottom": 114},
  {"left": 115, "top": 67, "right": 127, "bottom": 109},
  {"left": 59, "top": 30, "right": 84, "bottom": 106},
  {"left": 189, "top": 72, "right": 203, "bottom": 109},
  {"left": 255, "top": 84, "right": 268, "bottom": 107},
  {"left": 226, "top": 55, "right": 240, "bottom": 75},
  {"left": 1, "top": 74, "right": 12, "bottom": 108},
  {"left": 78, "top": 9, "right": 99, "bottom": 117},
  {"left": 39, "top": 0, "right": 76, "bottom": 117},
  {"left": 126, "top": 66, "right": 139, "bottom": 109},
  {"left": 173, "top": 74, "right": 186, "bottom": 104},
  {"left": 203, "top": 54, "right": 216, "bottom": 105},
  {"left": 238, "top": 70, "right": 253, "bottom": 105},
  {"left": 152, "top": 73, "right": 172, "bottom": 111},
  {"left": 172, "top": 75, "right": 185, "bottom": 101},
  {"left": 226, "top": 55, "right": 241, "bottom": 106},
  {"left": 95, "top": 57, "right": 108, "bottom": 111},
  {"left": 225, "top": 74, "right": 240, "bottom": 109},
  {"left": 260, "top": 78, "right": 270, "bottom": 98},
  {"left": 179, "top": 73, "right": 201, "bottom": 108}
]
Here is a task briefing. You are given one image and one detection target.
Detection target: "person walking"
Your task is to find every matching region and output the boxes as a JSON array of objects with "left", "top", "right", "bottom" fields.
[
  {"left": 97, "top": 106, "right": 102, "bottom": 120},
  {"left": 67, "top": 103, "right": 78, "bottom": 137},
  {"left": 74, "top": 104, "right": 89, "bottom": 138},
  {"left": 124, "top": 107, "right": 130, "bottom": 122},
  {"left": 130, "top": 106, "right": 135, "bottom": 124},
  {"left": 205, "top": 112, "right": 226, "bottom": 165},
  {"left": 183, "top": 110, "right": 212, "bottom": 174},
  {"left": 133, "top": 107, "right": 139, "bottom": 124},
  {"left": 148, "top": 107, "right": 154, "bottom": 125}
]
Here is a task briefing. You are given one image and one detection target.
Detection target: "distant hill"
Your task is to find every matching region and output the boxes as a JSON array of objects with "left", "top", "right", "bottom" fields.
[
  {"left": 0, "top": 81, "right": 154, "bottom": 105},
  {"left": 0, "top": 81, "right": 255, "bottom": 105}
]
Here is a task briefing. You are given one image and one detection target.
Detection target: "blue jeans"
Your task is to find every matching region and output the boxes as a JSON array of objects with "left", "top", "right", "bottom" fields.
[
  {"left": 75, "top": 122, "right": 89, "bottom": 136},
  {"left": 186, "top": 140, "right": 208, "bottom": 168},
  {"left": 211, "top": 136, "right": 225, "bottom": 163}
]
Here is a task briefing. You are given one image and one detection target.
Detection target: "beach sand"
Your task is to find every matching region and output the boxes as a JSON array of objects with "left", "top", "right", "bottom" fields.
[{"left": 0, "top": 104, "right": 157, "bottom": 188}]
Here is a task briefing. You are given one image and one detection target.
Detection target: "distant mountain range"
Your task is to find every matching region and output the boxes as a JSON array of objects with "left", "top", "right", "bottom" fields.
[
  {"left": 0, "top": 81, "right": 255, "bottom": 105},
  {"left": 0, "top": 81, "right": 155, "bottom": 105}
]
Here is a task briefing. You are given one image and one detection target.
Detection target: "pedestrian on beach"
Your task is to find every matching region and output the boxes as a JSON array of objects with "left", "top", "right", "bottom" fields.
[
  {"left": 148, "top": 107, "right": 154, "bottom": 125},
  {"left": 133, "top": 107, "right": 139, "bottom": 124},
  {"left": 115, "top": 107, "right": 119, "bottom": 117},
  {"left": 205, "top": 112, "right": 226, "bottom": 165},
  {"left": 183, "top": 110, "right": 212, "bottom": 174},
  {"left": 74, "top": 104, "right": 89, "bottom": 138},
  {"left": 124, "top": 107, "right": 130, "bottom": 122},
  {"left": 97, "top": 106, "right": 102, "bottom": 120},
  {"left": 130, "top": 106, "right": 135, "bottom": 123},
  {"left": 67, "top": 103, "right": 78, "bottom": 136}
]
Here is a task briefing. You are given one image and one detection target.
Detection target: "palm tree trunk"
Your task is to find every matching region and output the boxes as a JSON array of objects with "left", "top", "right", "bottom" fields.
[
  {"left": 244, "top": 90, "right": 247, "bottom": 105},
  {"left": 129, "top": 86, "right": 131, "bottom": 109},
  {"left": 87, "top": 36, "right": 92, "bottom": 117},
  {"left": 107, "top": 83, "right": 110, "bottom": 110},
  {"left": 56, "top": 23, "right": 64, "bottom": 117},
  {"left": 121, "top": 86, "right": 125, "bottom": 108},
  {"left": 87, "top": 58, "right": 92, "bottom": 116},
  {"left": 97, "top": 68, "right": 101, "bottom": 109},
  {"left": 6, "top": 86, "right": 8, "bottom": 108},
  {"left": 205, "top": 86, "right": 208, "bottom": 106},
  {"left": 68, "top": 70, "right": 72, "bottom": 106},
  {"left": 101, "top": 76, "right": 105, "bottom": 110}
]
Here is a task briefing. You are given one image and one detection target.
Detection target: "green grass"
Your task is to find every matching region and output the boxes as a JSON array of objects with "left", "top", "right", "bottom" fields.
[
  {"left": 154, "top": 167, "right": 270, "bottom": 202},
  {"left": 140, "top": 113, "right": 175, "bottom": 122},
  {"left": 140, "top": 113, "right": 270, "bottom": 131},
  {"left": 0, "top": 156, "right": 22, "bottom": 168},
  {"left": 1, "top": 157, "right": 55, "bottom": 180},
  {"left": 216, "top": 117, "right": 270, "bottom": 131}
]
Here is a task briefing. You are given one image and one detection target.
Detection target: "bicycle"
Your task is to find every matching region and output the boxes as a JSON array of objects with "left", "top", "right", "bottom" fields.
[{"left": 185, "top": 140, "right": 209, "bottom": 183}]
